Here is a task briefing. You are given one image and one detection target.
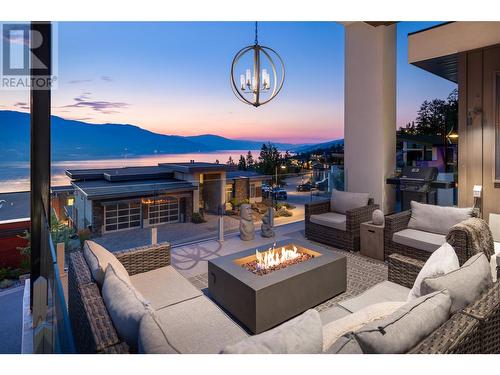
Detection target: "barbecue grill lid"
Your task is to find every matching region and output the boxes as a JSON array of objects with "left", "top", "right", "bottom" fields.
[{"left": 400, "top": 166, "right": 438, "bottom": 181}]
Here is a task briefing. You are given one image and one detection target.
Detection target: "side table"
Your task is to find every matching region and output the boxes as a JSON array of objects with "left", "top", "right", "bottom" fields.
[{"left": 360, "top": 221, "right": 385, "bottom": 261}]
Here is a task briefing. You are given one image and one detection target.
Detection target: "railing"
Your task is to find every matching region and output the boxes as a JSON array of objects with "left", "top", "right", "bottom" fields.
[{"left": 33, "top": 206, "right": 75, "bottom": 353}]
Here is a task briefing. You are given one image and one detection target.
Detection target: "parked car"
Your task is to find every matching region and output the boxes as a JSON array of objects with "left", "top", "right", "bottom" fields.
[
  {"left": 296, "top": 181, "right": 312, "bottom": 192},
  {"left": 272, "top": 187, "right": 288, "bottom": 200},
  {"left": 261, "top": 184, "right": 272, "bottom": 198}
]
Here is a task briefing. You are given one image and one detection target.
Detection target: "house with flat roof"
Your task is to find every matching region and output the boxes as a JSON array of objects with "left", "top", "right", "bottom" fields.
[{"left": 66, "top": 162, "right": 266, "bottom": 235}]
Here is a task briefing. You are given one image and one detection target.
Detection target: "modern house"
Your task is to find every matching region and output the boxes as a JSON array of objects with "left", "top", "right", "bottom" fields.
[
  {"left": 67, "top": 162, "right": 266, "bottom": 235},
  {"left": 396, "top": 133, "right": 458, "bottom": 173},
  {"left": 0, "top": 191, "right": 30, "bottom": 268}
]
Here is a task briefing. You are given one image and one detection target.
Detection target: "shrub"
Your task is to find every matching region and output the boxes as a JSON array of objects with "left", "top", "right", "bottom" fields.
[
  {"left": 275, "top": 202, "right": 296, "bottom": 211},
  {"left": 191, "top": 212, "right": 206, "bottom": 224},
  {"left": 230, "top": 198, "right": 249, "bottom": 208},
  {"left": 275, "top": 207, "right": 293, "bottom": 217}
]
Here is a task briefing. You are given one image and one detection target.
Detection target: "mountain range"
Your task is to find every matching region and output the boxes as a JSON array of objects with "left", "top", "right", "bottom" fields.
[{"left": 0, "top": 110, "right": 341, "bottom": 161}]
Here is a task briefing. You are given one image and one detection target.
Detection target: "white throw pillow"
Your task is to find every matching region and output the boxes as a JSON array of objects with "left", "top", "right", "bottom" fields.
[
  {"left": 102, "top": 265, "right": 151, "bottom": 351},
  {"left": 407, "top": 242, "right": 459, "bottom": 301},
  {"left": 83, "top": 240, "right": 130, "bottom": 287},
  {"left": 322, "top": 301, "right": 405, "bottom": 351}
]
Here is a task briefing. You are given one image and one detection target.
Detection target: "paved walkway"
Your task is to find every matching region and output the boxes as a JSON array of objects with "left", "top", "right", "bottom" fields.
[
  {"left": 172, "top": 221, "right": 305, "bottom": 278},
  {"left": 0, "top": 286, "right": 23, "bottom": 353}
]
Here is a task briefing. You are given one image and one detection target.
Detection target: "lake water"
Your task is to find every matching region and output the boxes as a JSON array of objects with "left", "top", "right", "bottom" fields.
[{"left": 0, "top": 150, "right": 259, "bottom": 193}]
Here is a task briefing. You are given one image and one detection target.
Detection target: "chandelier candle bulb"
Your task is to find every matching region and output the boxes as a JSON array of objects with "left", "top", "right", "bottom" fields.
[
  {"left": 240, "top": 74, "right": 245, "bottom": 90},
  {"left": 246, "top": 69, "right": 251, "bottom": 86}
]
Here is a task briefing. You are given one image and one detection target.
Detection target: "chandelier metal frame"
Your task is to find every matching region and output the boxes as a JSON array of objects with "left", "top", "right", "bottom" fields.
[{"left": 230, "top": 22, "right": 285, "bottom": 107}]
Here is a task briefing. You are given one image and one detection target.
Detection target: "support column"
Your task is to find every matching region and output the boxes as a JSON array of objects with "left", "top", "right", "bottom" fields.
[
  {"left": 344, "top": 22, "right": 396, "bottom": 213},
  {"left": 30, "top": 22, "right": 51, "bottom": 308}
]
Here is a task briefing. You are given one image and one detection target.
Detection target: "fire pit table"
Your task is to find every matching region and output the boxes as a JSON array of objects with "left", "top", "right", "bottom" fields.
[{"left": 208, "top": 239, "right": 347, "bottom": 334}]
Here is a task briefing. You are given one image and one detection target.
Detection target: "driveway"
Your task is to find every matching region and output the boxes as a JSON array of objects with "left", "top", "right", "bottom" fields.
[{"left": 0, "top": 286, "right": 23, "bottom": 353}]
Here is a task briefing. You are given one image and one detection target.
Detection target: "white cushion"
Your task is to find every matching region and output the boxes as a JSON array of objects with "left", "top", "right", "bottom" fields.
[
  {"left": 393, "top": 229, "right": 446, "bottom": 253},
  {"left": 407, "top": 242, "right": 459, "bottom": 301},
  {"left": 330, "top": 189, "right": 370, "bottom": 214},
  {"left": 322, "top": 301, "right": 405, "bottom": 351},
  {"left": 83, "top": 240, "right": 130, "bottom": 287},
  {"left": 102, "top": 265, "right": 150, "bottom": 351},
  {"left": 407, "top": 201, "right": 473, "bottom": 235},
  {"left": 309, "top": 212, "right": 346, "bottom": 231},
  {"left": 490, "top": 242, "right": 500, "bottom": 281},
  {"left": 489, "top": 213, "right": 500, "bottom": 242}
]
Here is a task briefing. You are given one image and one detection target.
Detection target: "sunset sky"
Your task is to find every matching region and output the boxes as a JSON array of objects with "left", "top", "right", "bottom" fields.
[{"left": 0, "top": 21, "right": 457, "bottom": 144}]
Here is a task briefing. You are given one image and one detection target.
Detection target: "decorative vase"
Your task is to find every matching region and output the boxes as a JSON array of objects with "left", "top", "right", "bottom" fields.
[{"left": 372, "top": 209, "right": 385, "bottom": 226}]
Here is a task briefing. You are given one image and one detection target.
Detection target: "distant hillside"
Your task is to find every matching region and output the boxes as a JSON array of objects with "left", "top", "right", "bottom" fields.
[
  {"left": 0, "top": 111, "right": 301, "bottom": 161},
  {"left": 292, "top": 139, "right": 344, "bottom": 153},
  {"left": 185, "top": 134, "right": 293, "bottom": 151}
]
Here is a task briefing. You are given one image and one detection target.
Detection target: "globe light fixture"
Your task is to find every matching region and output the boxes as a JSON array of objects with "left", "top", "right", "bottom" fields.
[{"left": 230, "top": 22, "right": 285, "bottom": 107}]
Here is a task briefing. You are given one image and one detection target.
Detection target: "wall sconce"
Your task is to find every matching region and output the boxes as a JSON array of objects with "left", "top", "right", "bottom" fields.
[{"left": 473, "top": 185, "right": 482, "bottom": 217}]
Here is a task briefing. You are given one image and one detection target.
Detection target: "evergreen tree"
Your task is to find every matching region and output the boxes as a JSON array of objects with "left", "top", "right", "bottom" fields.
[
  {"left": 226, "top": 156, "right": 235, "bottom": 166},
  {"left": 238, "top": 155, "right": 247, "bottom": 170},
  {"left": 246, "top": 151, "right": 254, "bottom": 170}
]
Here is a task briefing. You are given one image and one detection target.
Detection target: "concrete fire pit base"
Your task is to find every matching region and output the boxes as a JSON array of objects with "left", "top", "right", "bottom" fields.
[{"left": 208, "top": 239, "right": 347, "bottom": 334}]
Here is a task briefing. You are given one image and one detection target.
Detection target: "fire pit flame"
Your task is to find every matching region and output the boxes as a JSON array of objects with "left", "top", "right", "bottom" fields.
[{"left": 255, "top": 245, "right": 300, "bottom": 271}]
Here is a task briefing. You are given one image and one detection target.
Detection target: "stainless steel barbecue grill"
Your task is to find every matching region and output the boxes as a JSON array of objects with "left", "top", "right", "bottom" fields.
[{"left": 387, "top": 166, "right": 439, "bottom": 211}]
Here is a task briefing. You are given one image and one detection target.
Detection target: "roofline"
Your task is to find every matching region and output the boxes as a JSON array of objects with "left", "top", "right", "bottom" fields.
[
  {"left": 82, "top": 186, "right": 196, "bottom": 201},
  {"left": 0, "top": 217, "right": 30, "bottom": 225},
  {"left": 408, "top": 21, "right": 455, "bottom": 36}
]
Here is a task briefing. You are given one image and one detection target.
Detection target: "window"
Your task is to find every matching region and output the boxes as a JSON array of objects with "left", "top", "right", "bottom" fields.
[
  {"left": 67, "top": 197, "right": 74, "bottom": 206},
  {"left": 104, "top": 202, "right": 141, "bottom": 232},
  {"left": 250, "top": 183, "right": 256, "bottom": 198},
  {"left": 225, "top": 183, "right": 233, "bottom": 202},
  {"left": 147, "top": 196, "right": 179, "bottom": 225}
]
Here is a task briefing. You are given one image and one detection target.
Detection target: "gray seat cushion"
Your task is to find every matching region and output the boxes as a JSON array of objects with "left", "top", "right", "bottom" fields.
[
  {"left": 408, "top": 201, "right": 474, "bottom": 235},
  {"left": 393, "top": 228, "right": 446, "bottom": 253},
  {"left": 310, "top": 212, "right": 347, "bottom": 231},
  {"left": 324, "top": 334, "right": 363, "bottom": 354},
  {"left": 102, "top": 265, "right": 150, "bottom": 352},
  {"left": 421, "top": 253, "right": 493, "bottom": 314},
  {"left": 130, "top": 266, "right": 202, "bottom": 310},
  {"left": 221, "top": 309, "right": 323, "bottom": 354},
  {"left": 138, "top": 295, "right": 248, "bottom": 354},
  {"left": 330, "top": 189, "right": 370, "bottom": 214},
  {"left": 338, "top": 281, "right": 410, "bottom": 313},
  {"left": 353, "top": 290, "right": 452, "bottom": 354}
]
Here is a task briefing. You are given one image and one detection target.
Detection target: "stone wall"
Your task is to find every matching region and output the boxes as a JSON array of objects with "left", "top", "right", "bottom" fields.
[{"left": 234, "top": 179, "right": 249, "bottom": 201}]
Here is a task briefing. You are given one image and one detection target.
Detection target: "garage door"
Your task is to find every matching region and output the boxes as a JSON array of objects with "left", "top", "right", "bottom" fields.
[
  {"left": 104, "top": 202, "right": 141, "bottom": 232},
  {"left": 147, "top": 197, "right": 179, "bottom": 225}
]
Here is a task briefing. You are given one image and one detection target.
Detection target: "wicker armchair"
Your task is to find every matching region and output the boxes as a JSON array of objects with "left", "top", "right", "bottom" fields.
[
  {"left": 384, "top": 210, "right": 472, "bottom": 265},
  {"left": 305, "top": 198, "right": 379, "bottom": 252},
  {"left": 68, "top": 243, "right": 171, "bottom": 354}
]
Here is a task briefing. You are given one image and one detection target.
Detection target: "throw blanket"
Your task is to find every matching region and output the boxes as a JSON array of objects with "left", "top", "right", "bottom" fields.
[{"left": 446, "top": 218, "right": 494, "bottom": 260}]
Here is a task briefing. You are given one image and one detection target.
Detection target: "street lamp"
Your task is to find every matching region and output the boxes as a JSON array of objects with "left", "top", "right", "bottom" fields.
[{"left": 275, "top": 164, "right": 287, "bottom": 187}]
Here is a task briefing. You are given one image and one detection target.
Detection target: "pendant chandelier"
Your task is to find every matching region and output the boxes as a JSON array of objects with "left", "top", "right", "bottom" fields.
[{"left": 230, "top": 22, "right": 285, "bottom": 107}]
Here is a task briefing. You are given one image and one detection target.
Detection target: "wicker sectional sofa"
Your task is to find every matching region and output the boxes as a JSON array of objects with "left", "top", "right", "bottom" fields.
[
  {"left": 68, "top": 243, "right": 248, "bottom": 353},
  {"left": 68, "top": 240, "right": 500, "bottom": 354}
]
